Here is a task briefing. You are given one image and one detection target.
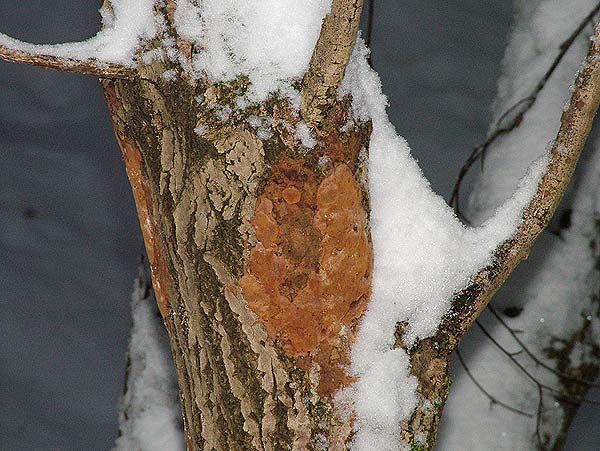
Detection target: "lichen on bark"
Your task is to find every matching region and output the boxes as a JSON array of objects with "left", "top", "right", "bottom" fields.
[{"left": 102, "top": 39, "right": 374, "bottom": 447}]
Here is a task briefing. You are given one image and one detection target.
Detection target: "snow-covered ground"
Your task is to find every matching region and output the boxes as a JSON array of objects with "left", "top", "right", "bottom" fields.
[
  {"left": 0, "top": 3, "right": 140, "bottom": 450},
  {"left": 1, "top": 1, "right": 597, "bottom": 450}
]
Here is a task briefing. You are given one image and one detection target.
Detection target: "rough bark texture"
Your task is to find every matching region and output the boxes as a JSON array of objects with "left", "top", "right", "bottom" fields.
[
  {"left": 102, "top": 59, "right": 372, "bottom": 449},
  {"left": 397, "top": 334, "right": 451, "bottom": 451},
  {"left": 96, "top": 3, "right": 377, "bottom": 449},
  {"left": 301, "top": 0, "right": 364, "bottom": 128},
  {"left": 3, "top": 1, "right": 600, "bottom": 448}
]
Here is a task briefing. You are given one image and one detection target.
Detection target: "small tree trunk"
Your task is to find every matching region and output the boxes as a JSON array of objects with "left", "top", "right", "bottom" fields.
[
  {"left": 2, "top": 1, "right": 600, "bottom": 449},
  {"left": 102, "top": 68, "right": 373, "bottom": 450}
]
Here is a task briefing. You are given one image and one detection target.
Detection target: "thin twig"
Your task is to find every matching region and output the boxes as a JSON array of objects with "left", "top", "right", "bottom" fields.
[
  {"left": 535, "top": 385, "right": 545, "bottom": 450},
  {"left": 456, "top": 348, "right": 533, "bottom": 417},
  {"left": 475, "top": 321, "right": 600, "bottom": 407},
  {"left": 449, "top": 2, "right": 600, "bottom": 219},
  {"left": 474, "top": 323, "right": 546, "bottom": 449},
  {"left": 487, "top": 304, "right": 600, "bottom": 388},
  {"left": 475, "top": 320, "right": 600, "bottom": 450}
]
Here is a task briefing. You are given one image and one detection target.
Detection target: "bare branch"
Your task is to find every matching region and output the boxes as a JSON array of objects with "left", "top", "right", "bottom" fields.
[
  {"left": 487, "top": 304, "right": 600, "bottom": 388},
  {"left": 0, "top": 33, "right": 136, "bottom": 79},
  {"left": 475, "top": 320, "right": 600, "bottom": 407},
  {"left": 455, "top": 348, "right": 533, "bottom": 417},
  {"left": 301, "top": 0, "right": 364, "bottom": 128},
  {"left": 449, "top": 2, "right": 600, "bottom": 219},
  {"left": 439, "top": 22, "right": 600, "bottom": 349}
]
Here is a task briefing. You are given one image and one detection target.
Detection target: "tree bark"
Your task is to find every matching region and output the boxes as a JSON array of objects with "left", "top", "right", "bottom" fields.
[
  {"left": 52, "top": 14, "right": 600, "bottom": 451},
  {"left": 2, "top": 1, "right": 600, "bottom": 449},
  {"left": 101, "top": 59, "right": 372, "bottom": 449}
]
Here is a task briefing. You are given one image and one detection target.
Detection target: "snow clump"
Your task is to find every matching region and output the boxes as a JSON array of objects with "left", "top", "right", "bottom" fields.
[
  {"left": 175, "top": 0, "right": 332, "bottom": 102},
  {"left": 340, "top": 40, "right": 549, "bottom": 451}
]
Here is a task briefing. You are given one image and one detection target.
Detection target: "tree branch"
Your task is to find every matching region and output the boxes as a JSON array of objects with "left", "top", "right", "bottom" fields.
[
  {"left": 0, "top": 33, "right": 136, "bottom": 79},
  {"left": 455, "top": 348, "right": 533, "bottom": 417},
  {"left": 449, "top": 2, "right": 600, "bottom": 220},
  {"left": 301, "top": 0, "right": 364, "bottom": 128},
  {"left": 440, "top": 22, "right": 600, "bottom": 350}
]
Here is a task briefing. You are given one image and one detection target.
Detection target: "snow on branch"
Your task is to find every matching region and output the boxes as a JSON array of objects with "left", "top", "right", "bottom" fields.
[
  {"left": 0, "top": 33, "right": 135, "bottom": 78},
  {"left": 441, "top": 22, "right": 600, "bottom": 349},
  {"left": 0, "top": 0, "right": 161, "bottom": 79}
]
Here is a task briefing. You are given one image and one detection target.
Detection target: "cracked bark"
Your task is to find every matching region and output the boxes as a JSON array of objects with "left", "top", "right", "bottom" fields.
[
  {"left": 97, "top": 2, "right": 375, "bottom": 448},
  {"left": 0, "top": 0, "right": 374, "bottom": 447},
  {"left": 301, "top": 0, "right": 364, "bottom": 128},
  {"left": 2, "top": 1, "right": 600, "bottom": 449},
  {"left": 102, "top": 64, "right": 372, "bottom": 449}
]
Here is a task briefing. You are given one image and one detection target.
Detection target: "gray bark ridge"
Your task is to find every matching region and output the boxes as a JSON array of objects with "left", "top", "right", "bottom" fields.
[{"left": 102, "top": 61, "right": 372, "bottom": 450}]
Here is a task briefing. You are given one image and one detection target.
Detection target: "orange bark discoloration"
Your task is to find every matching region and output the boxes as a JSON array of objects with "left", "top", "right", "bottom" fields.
[
  {"left": 282, "top": 186, "right": 302, "bottom": 204},
  {"left": 103, "top": 83, "right": 174, "bottom": 318},
  {"left": 241, "top": 157, "right": 372, "bottom": 396}
]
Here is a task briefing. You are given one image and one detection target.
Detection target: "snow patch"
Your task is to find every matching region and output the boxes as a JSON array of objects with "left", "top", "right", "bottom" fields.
[
  {"left": 113, "top": 267, "right": 184, "bottom": 451},
  {"left": 162, "top": 69, "right": 177, "bottom": 81},
  {"left": 295, "top": 121, "right": 317, "bottom": 148},
  {"left": 342, "top": 41, "right": 549, "bottom": 451},
  {"left": 194, "top": 125, "right": 206, "bottom": 137},
  {"left": 174, "top": 0, "right": 332, "bottom": 102}
]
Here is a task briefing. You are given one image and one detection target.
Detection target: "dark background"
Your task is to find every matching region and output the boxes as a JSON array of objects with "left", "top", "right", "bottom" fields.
[{"left": 0, "top": 1, "right": 595, "bottom": 450}]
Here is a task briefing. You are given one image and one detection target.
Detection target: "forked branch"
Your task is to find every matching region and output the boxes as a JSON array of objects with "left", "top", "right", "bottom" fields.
[
  {"left": 0, "top": 33, "right": 135, "bottom": 79},
  {"left": 439, "top": 22, "right": 600, "bottom": 350},
  {"left": 403, "top": 25, "right": 600, "bottom": 450}
]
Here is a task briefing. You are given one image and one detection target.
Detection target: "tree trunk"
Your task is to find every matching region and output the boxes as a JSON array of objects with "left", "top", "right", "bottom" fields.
[
  {"left": 3, "top": 1, "right": 600, "bottom": 449},
  {"left": 101, "top": 68, "right": 373, "bottom": 450}
]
